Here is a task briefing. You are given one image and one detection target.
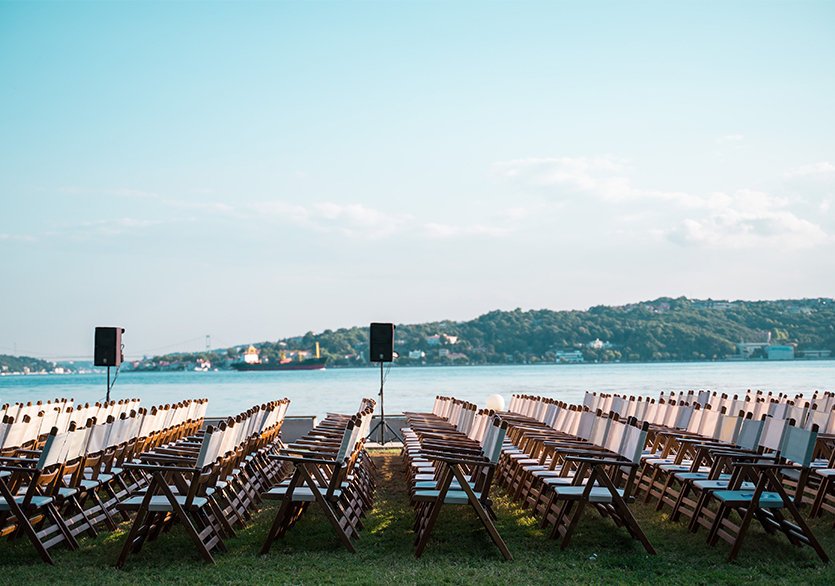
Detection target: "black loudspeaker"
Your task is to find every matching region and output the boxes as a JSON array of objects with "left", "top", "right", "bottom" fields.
[
  {"left": 369, "top": 323, "right": 395, "bottom": 363},
  {"left": 94, "top": 327, "right": 124, "bottom": 367}
]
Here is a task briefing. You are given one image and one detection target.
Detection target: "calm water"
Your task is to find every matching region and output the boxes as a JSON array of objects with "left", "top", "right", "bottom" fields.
[{"left": 1, "top": 362, "right": 833, "bottom": 419}]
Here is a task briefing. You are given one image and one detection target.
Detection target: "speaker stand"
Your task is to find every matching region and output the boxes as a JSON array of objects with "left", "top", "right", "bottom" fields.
[
  {"left": 367, "top": 361, "right": 402, "bottom": 445},
  {"left": 106, "top": 366, "right": 112, "bottom": 403}
]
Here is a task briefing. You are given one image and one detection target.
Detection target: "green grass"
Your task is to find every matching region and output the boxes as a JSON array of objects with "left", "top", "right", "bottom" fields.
[{"left": 2, "top": 451, "right": 834, "bottom": 585}]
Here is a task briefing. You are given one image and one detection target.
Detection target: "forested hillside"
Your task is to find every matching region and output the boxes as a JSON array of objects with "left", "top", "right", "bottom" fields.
[
  {"left": 0, "top": 354, "right": 55, "bottom": 374},
  {"left": 202, "top": 297, "right": 832, "bottom": 367}
]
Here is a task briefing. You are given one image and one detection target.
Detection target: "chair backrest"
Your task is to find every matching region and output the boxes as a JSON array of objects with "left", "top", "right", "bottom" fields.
[
  {"left": 588, "top": 415, "right": 611, "bottom": 448},
  {"left": 699, "top": 408, "right": 722, "bottom": 438},
  {"left": 36, "top": 427, "right": 64, "bottom": 469},
  {"left": 195, "top": 425, "right": 220, "bottom": 468},
  {"left": 335, "top": 420, "right": 357, "bottom": 463},
  {"left": 735, "top": 416, "right": 764, "bottom": 450},
  {"left": 619, "top": 422, "right": 649, "bottom": 463},
  {"left": 780, "top": 424, "right": 817, "bottom": 467},
  {"left": 575, "top": 410, "right": 596, "bottom": 441},
  {"left": 485, "top": 418, "right": 507, "bottom": 464},
  {"left": 715, "top": 413, "right": 743, "bottom": 444},
  {"left": 805, "top": 406, "right": 832, "bottom": 432},
  {"left": 674, "top": 404, "right": 694, "bottom": 430},
  {"left": 759, "top": 416, "right": 789, "bottom": 453},
  {"left": 603, "top": 419, "right": 627, "bottom": 455}
]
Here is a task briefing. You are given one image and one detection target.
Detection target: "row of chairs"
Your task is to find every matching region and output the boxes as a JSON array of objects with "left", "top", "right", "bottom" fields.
[
  {"left": 0, "top": 398, "right": 208, "bottom": 564},
  {"left": 401, "top": 398, "right": 511, "bottom": 560},
  {"left": 260, "top": 399, "right": 377, "bottom": 554},
  {"left": 582, "top": 389, "right": 835, "bottom": 434},
  {"left": 498, "top": 400, "right": 654, "bottom": 553},
  {"left": 507, "top": 391, "right": 832, "bottom": 562},
  {"left": 115, "top": 399, "right": 291, "bottom": 567},
  {"left": 0, "top": 398, "right": 150, "bottom": 455},
  {"left": 633, "top": 404, "right": 829, "bottom": 561}
]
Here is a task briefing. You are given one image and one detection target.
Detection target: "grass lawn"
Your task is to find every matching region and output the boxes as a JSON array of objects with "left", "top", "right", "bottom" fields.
[{"left": 1, "top": 449, "right": 834, "bottom": 585}]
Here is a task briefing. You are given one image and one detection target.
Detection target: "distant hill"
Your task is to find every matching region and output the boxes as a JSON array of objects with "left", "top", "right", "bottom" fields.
[
  {"left": 0, "top": 354, "right": 56, "bottom": 374},
  {"left": 141, "top": 297, "right": 835, "bottom": 368}
]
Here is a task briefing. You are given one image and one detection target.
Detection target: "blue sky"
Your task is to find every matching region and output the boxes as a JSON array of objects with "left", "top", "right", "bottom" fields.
[{"left": 1, "top": 1, "right": 833, "bottom": 359}]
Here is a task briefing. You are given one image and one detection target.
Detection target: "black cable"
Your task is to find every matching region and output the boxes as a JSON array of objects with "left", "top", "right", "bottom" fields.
[{"left": 109, "top": 364, "right": 121, "bottom": 391}]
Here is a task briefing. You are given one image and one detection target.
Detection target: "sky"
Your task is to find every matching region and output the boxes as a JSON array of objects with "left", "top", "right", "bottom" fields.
[{"left": 1, "top": 1, "right": 834, "bottom": 360}]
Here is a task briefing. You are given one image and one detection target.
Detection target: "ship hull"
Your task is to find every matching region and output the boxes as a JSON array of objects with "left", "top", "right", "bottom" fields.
[{"left": 230, "top": 357, "right": 327, "bottom": 371}]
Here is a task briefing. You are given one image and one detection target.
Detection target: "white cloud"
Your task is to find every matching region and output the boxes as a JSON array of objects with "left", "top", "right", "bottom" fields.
[
  {"left": 496, "top": 155, "right": 831, "bottom": 251},
  {"left": 0, "top": 233, "right": 37, "bottom": 243},
  {"left": 252, "top": 200, "right": 409, "bottom": 239},
  {"left": 423, "top": 223, "right": 509, "bottom": 239},
  {"left": 163, "top": 199, "right": 238, "bottom": 215},
  {"left": 717, "top": 134, "right": 743, "bottom": 143},
  {"left": 667, "top": 189, "right": 829, "bottom": 250},
  {"left": 60, "top": 187, "right": 157, "bottom": 198},
  {"left": 493, "top": 156, "right": 704, "bottom": 207},
  {"left": 784, "top": 162, "right": 835, "bottom": 178},
  {"left": 74, "top": 217, "right": 182, "bottom": 236}
]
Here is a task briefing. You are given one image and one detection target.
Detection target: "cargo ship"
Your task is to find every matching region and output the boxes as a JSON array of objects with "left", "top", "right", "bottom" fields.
[{"left": 230, "top": 343, "right": 327, "bottom": 371}]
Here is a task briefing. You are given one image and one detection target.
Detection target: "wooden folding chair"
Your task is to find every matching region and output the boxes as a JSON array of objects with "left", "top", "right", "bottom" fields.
[
  {"left": 706, "top": 461, "right": 828, "bottom": 562},
  {"left": 261, "top": 416, "right": 367, "bottom": 554},
  {"left": 542, "top": 419, "right": 655, "bottom": 554},
  {"left": 115, "top": 425, "right": 229, "bottom": 567},
  {"left": 697, "top": 423, "right": 828, "bottom": 561},
  {"left": 410, "top": 417, "right": 512, "bottom": 560},
  {"left": 0, "top": 428, "right": 79, "bottom": 564}
]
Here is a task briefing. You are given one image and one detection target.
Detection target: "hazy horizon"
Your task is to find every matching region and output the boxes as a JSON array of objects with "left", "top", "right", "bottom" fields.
[{"left": 2, "top": 1, "right": 833, "bottom": 360}]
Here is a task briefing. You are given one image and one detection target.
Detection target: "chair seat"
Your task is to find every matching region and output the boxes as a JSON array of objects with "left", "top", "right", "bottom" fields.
[
  {"left": 658, "top": 463, "right": 711, "bottom": 473},
  {"left": 674, "top": 472, "right": 732, "bottom": 481},
  {"left": 552, "top": 486, "right": 625, "bottom": 503},
  {"left": 414, "top": 480, "right": 475, "bottom": 490},
  {"left": 84, "top": 471, "right": 114, "bottom": 483},
  {"left": 0, "top": 495, "right": 54, "bottom": 510},
  {"left": 533, "top": 468, "right": 573, "bottom": 478},
  {"left": 264, "top": 486, "right": 343, "bottom": 502},
  {"left": 412, "top": 489, "right": 473, "bottom": 505},
  {"left": 814, "top": 468, "right": 835, "bottom": 478},
  {"left": 713, "top": 490, "right": 785, "bottom": 508},
  {"left": 57, "top": 487, "right": 80, "bottom": 498},
  {"left": 693, "top": 479, "right": 755, "bottom": 491},
  {"left": 642, "top": 456, "right": 676, "bottom": 465},
  {"left": 118, "top": 495, "right": 209, "bottom": 512}
]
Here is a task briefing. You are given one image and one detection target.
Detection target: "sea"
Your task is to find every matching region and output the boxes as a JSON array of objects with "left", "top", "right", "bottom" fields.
[{"left": 1, "top": 361, "right": 833, "bottom": 420}]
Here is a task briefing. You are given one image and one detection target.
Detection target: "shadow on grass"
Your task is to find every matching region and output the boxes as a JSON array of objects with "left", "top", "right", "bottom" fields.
[{"left": 0, "top": 451, "right": 833, "bottom": 585}]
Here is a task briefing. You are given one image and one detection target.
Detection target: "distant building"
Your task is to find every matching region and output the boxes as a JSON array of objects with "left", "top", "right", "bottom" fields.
[
  {"left": 244, "top": 346, "right": 260, "bottom": 364},
  {"left": 438, "top": 348, "right": 449, "bottom": 357},
  {"left": 800, "top": 349, "right": 832, "bottom": 359},
  {"left": 427, "top": 334, "right": 457, "bottom": 345},
  {"left": 586, "top": 339, "right": 612, "bottom": 350},
  {"left": 693, "top": 299, "right": 735, "bottom": 309},
  {"left": 767, "top": 345, "right": 795, "bottom": 360},
  {"left": 555, "top": 350, "right": 584, "bottom": 363},
  {"left": 737, "top": 332, "right": 772, "bottom": 358},
  {"left": 751, "top": 331, "right": 772, "bottom": 344},
  {"left": 408, "top": 350, "right": 425, "bottom": 360}
]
